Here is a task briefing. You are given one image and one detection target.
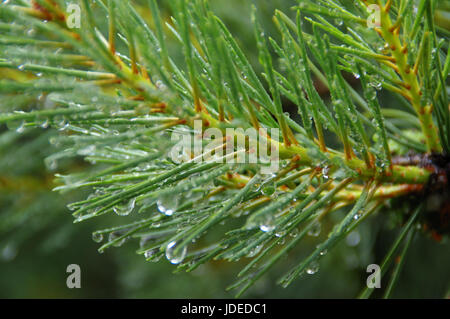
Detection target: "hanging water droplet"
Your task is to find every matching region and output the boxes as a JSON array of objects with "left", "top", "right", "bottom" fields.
[
  {"left": 144, "top": 249, "right": 154, "bottom": 259},
  {"left": 259, "top": 215, "right": 276, "bottom": 233},
  {"left": 157, "top": 194, "right": 178, "bottom": 216},
  {"left": 26, "top": 28, "right": 35, "bottom": 36},
  {"left": 15, "top": 121, "right": 26, "bottom": 133},
  {"left": 247, "top": 245, "right": 263, "bottom": 257},
  {"left": 308, "top": 222, "right": 321, "bottom": 237},
  {"left": 370, "top": 79, "right": 382, "bottom": 91},
  {"left": 155, "top": 80, "right": 167, "bottom": 91},
  {"left": 113, "top": 198, "right": 136, "bottom": 216},
  {"left": 365, "top": 87, "right": 377, "bottom": 100},
  {"left": 261, "top": 180, "right": 276, "bottom": 196},
  {"left": 40, "top": 119, "right": 49, "bottom": 129},
  {"left": 306, "top": 261, "right": 320, "bottom": 275},
  {"left": 108, "top": 232, "right": 126, "bottom": 247},
  {"left": 67, "top": 204, "right": 77, "bottom": 212},
  {"left": 165, "top": 241, "right": 187, "bottom": 264},
  {"left": 144, "top": 248, "right": 161, "bottom": 262},
  {"left": 319, "top": 249, "right": 328, "bottom": 256},
  {"left": 152, "top": 221, "right": 161, "bottom": 228},
  {"left": 92, "top": 232, "right": 104, "bottom": 243}
]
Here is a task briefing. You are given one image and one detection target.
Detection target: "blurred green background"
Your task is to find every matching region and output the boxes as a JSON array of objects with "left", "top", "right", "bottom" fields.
[{"left": 1, "top": 0, "right": 450, "bottom": 298}]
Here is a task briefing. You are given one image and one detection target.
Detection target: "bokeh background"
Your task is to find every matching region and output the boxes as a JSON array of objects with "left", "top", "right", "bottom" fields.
[{"left": 1, "top": 0, "right": 449, "bottom": 298}]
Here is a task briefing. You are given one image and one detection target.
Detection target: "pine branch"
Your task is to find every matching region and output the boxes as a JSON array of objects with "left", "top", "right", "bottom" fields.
[{"left": 0, "top": 0, "right": 448, "bottom": 297}]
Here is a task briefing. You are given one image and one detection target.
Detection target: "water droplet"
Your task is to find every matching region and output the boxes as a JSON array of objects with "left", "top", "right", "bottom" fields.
[
  {"left": 353, "top": 210, "right": 363, "bottom": 220},
  {"left": 247, "top": 245, "right": 263, "bottom": 257},
  {"left": 144, "top": 248, "right": 161, "bottom": 262},
  {"left": 261, "top": 181, "right": 276, "bottom": 196},
  {"left": 67, "top": 204, "right": 77, "bottom": 212},
  {"left": 15, "top": 121, "right": 26, "bottom": 133},
  {"left": 113, "top": 198, "right": 136, "bottom": 216},
  {"left": 108, "top": 232, "right": 126, "bottom": 247},
  {"left": 40, "top": 119, "right": 49, "bottom": 128},
  {"left": 306, "top": 261, "right": 319, "bottom": 275},
  {"left": 308, "top": 222, "right": 321, "bottom": 237},
  {"left": 259, "top": 215, "right": 276, "bottom": 233},
  {"left": 157, "top": 194, "right": 178, "bottom": 216},
  {"left": 334, "top": 19, "right": 343, "bottom": 26},
  {"left": 152, "top": 221, "right": 161, "bottom": 228},
  {"left": 155, "top": 80, "right": 167, "bottom": 90},
  {"left": 275, "top": 230, "right": 286, "bottom": 238},
  {"left": 346, "top": 231, "right": 361, "bottom": 247},
  {"left": 165, "top": 241, "right": 187, "bottom": 264},
  {"left": 76, "top": 145, "right": 96, "bottom": 156},
  {"left": 290, "top": 228, "right": 299, "bottom": 238},
  {"left": 92, "top": 232, "right": 104, "bottom": 243},
  {"left": 370, "top": 79, "right": 382, "bottom": 90},
  {"left": 26, "top": 28, "right": 35, "bottom": 36}
]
